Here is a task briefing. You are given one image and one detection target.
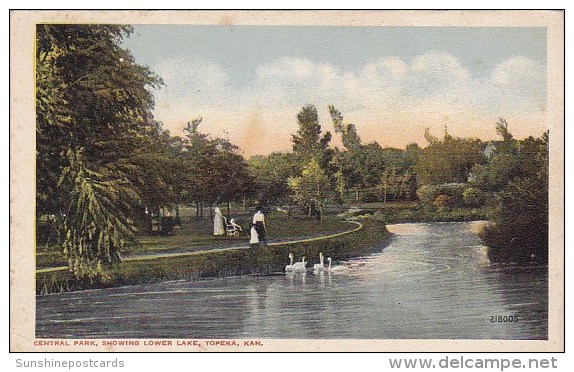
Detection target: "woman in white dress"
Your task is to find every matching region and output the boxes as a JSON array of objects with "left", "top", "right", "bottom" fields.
[
  {"left": 249, "top": 224, "right": 259, "bottom": 247},
  {"left": 213, "top": 207, "right": 224, "bottom": 236}
]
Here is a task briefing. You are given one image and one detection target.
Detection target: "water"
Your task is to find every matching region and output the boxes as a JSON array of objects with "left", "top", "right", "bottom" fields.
[{"left": 36, "top": 222, "right": 547, "bottom": 339}]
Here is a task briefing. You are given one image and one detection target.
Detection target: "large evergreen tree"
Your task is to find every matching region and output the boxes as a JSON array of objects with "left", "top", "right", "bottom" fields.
[{"left": 292, "top": 104, "right": 332, "bottom": 167}]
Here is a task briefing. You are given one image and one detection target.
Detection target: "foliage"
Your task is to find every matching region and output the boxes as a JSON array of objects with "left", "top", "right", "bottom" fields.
[
  {"left": 476, "top": 124, "right": 549, "bottom": 263},
  {"left": 128, "top": 132, "right": 184, "bottom": 221},
  {"left": 417, "top": 183, "right": 467, "bottom": 209},
  {"left": 462, "top": 187, "right": 484, "bottom": 207},
  {"left": 248, "top": 152, "right": 300, "bottom": 205},
  {"left": 480, "top": 174, "right": 548, "bottom": 262},
  {"left": 328, "top": 105, "right": 361, "bottom": 151},
  {"left": 292, "top": 104, "right": 332, "bottom": 168},
  {"left": 380, "top": 167, "right": 417, "bottom": 202},
  {"left": 432, "top": 194, "right": 451, "bottom": 211},
  {"left": 415, "top": 129, "right": 485, "bottom": 186},
  {"left": 181, "top": 117, "right": 255, "bottom": 211},
  {"left": 36, "top": 24, "right": 163, "bottom": 279},
  {"left": 59, "top": 149, "right": 138, "bottom": 281},
  {"left": 287, "top": 158, "right": 331, "bottom": 217},
  {"left": 347, "top": 205, "right": 492, "bottom": 224},
  {"left": 360, "top": 192, "right": 380, "bottom": 203}
]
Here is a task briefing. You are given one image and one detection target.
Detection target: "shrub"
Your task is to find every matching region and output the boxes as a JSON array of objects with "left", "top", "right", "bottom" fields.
[
  {"left": 463, "top": 187, "right": 484, "bottom": 207},
  {"left": 432, "top": 194, "right": 451, "bottom": 210},
  {"left": 360, "top": 191, "right": 380, "bottom": 203},
  {"left": 417, "top": 183, "right": 466, "bottom": 209},
  {"left": 336, "top": 208, "right": 372, "bottom": 219}
]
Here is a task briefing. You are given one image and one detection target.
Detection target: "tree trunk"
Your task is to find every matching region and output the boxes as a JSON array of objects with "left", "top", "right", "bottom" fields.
[
  {"left": 175, "top": 204, "right": 181, "bottom": 226},
  {"left": 195, "top": 201, "right": 200, "bottom": 221},
  {"left": 146, "top": 207, "right": 153, "bottom": 234},
  {"left": 227, "top": 200, "right": 231, "bottom": 218}
]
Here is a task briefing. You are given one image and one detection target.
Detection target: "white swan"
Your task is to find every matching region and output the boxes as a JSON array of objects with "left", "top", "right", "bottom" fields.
[
  {"left": 285, "top": 253, "right": 295, "bottom": 272},
  {"left": 290, "top": 256, "right": 307, "bottom": 272},
  {"left": 326, "top": 257, "right": 346, "bottom": 272},
  {"left": 313, "top": 252, "right": 325, "bottom": 272}
]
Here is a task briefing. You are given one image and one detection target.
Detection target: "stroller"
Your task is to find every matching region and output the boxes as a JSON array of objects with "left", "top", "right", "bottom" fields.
[{"left": 223, "top": 217, "right": 243, "bottom": 237}]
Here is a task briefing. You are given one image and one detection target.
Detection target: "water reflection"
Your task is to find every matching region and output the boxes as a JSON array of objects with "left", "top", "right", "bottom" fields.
[{"left": 36, "top": 222, "right": 547, "bottom": 339}]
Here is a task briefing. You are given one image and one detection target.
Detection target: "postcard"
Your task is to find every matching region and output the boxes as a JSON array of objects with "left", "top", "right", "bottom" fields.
[{"left": 10, "top": 10, "right": 564, "bottom": 352}]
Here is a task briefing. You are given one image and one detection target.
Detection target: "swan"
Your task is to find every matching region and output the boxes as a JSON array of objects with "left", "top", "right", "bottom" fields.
[
  {"left": 285, "top": 253, "right": 295, "bottom": 272},
  {"left": 290, "top": 256, "right": 307, "bottom": 273},
  {"left": 326, "top": 257, "right": 346, "bottom": 272},
  {"left": 313, "top": 252, "right": 325, "bottom": 272}
]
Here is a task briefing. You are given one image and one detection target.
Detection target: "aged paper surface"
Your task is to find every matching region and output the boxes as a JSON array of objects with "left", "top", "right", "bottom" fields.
[{"left": 10, "top": 10, "right": 564, "bottom": 352}]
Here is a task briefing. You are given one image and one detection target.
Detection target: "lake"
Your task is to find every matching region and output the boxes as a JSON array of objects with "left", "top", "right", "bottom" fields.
[{"left": 36, "top": 221, "right": 547, "bottom": 339}]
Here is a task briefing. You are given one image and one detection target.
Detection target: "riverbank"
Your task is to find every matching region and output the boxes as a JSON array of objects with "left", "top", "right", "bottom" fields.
[
  {"left": 36, "top": 213, "right": 351, "bottom": 269},
  {"left": 340, "top": 204, "right": 492, "bottom": 224},
  {"left": 36, "top": 219, "right": 389, "bottom": 295}
]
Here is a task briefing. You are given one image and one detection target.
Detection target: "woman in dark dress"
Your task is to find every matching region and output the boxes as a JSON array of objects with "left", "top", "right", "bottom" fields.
[{"left": 252, "top": 207, "right": 266, "bottom": 243}]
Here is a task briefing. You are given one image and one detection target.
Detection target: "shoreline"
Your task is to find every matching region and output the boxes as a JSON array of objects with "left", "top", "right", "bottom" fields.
[
  {"left": 36, "top": 220, "right": 388, "bottom": 295},
  {"left": 36, "top": 221, "right": 363, "bottom": 273}
]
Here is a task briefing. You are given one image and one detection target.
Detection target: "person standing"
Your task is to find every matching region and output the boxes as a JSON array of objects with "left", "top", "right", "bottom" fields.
[
  {"left": 252, "top": 207, "right": 267, "bottom": 244},
  {"left": 249, "top": 223, "right": 259, "bottom": 247},
  {"left": 213, "top": 207, "right": 224, "bottom": 236}
]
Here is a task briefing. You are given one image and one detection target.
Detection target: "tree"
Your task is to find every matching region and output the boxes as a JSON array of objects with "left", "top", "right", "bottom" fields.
[
  {"left": 129, "top": 131, "right": 184, "bottom": 231},
  {"left": 328, "top": 105, "right": 363, "bottom": 199},
  {"left": 328, "top": 105, "right": 361, "bottom": 151},
  {"left": 36, "top": 24, "right": 163, "bottom": 280},
  {"left": 59, "top": 149, "right": 138, "bottom": 280},
  {"left": 181, "top": 117, "right": 253, "bottom": 218},
  {"left": 287, "top": 158, "right": 331, "bottom": 219},
  {"left": 248, "top": 152, "right": 300, "bottom": 205},
  {"left": 474, "top": 122, "right": 549, "bottom": 263},
  {"left": 292, "top": 104, "right": 332, "bottom": 168},
  {"left": 415, "top": 129, "right": 485, "bottom": 186}
]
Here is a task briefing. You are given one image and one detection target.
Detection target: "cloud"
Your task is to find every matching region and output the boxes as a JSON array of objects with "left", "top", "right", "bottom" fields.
[{"left": 150, "top": 53, "right": 547, "bottom": 156}]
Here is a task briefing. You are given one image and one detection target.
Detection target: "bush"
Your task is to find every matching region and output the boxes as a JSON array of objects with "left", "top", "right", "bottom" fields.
[
  {"left": 417, "top": 183, "right": 466, "bottom": 209},
  {"left": 336, "top": 208, "right": 372, "bottom": 219},
  {"left": 432, "top": 194, "right": 451, "bottom": 210},
  {"left": 360, "top": 191, "right": 380, "bottom": 203},
  {"left": 479, "top": 176, "right": 548, "bottom": 264},
  {"left": 462, "top": 187, "right": 484, "bottom": 207}
]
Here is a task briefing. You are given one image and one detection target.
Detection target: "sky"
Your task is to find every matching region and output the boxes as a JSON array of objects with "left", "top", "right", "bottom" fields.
[{"left": 122, "top": 25, "right": 547, "bottom": 157}]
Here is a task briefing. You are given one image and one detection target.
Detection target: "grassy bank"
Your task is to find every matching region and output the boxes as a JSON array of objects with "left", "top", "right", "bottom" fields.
[
  {"left": 36, "top": 213, "right": 350, "bottom": 269},
  {"left": 36, "top": 219, "right": 389, "bottom": 295},
  {"left": 341, "top": 203, "right": 493, "bottom": 224}
]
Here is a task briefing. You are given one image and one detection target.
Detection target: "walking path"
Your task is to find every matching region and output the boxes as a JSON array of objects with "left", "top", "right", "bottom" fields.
[{"left": 36, "top": 221, "right": 363, "bottom": 274}]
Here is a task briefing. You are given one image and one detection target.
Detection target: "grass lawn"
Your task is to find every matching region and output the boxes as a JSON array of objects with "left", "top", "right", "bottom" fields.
[{"left": 36, "top": 211, "right": 351, "bottom": 269}]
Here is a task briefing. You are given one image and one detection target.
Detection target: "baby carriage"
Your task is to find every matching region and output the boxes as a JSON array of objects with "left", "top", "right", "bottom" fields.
[{"left": 223, "top": 217, "right": 243, "bottom": 237}]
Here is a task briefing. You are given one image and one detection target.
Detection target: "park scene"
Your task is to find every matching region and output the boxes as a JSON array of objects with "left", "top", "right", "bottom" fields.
[{"left": 35, "top": 23, "right": 549, "bottom": 340}]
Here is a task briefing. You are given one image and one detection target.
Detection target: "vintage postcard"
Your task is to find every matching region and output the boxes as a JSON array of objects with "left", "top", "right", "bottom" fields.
[{"left": 10, "top": 10, "right": 564, "bottom": 352}]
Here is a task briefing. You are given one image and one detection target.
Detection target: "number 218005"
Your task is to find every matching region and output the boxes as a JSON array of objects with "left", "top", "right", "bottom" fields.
[{"left": 490, "top": 315, "right": 518, "bottom": 322}]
